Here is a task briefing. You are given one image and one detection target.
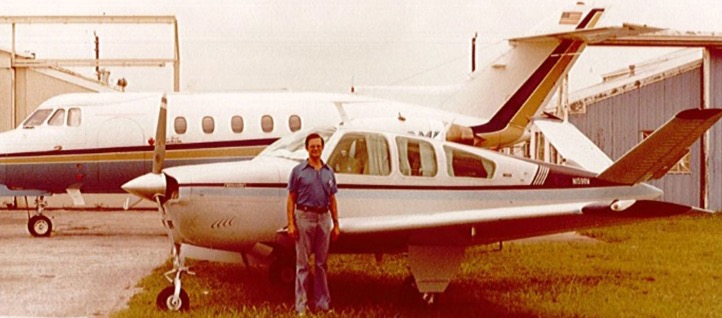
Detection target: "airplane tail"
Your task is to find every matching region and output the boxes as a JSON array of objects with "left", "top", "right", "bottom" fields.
[
  {"left": 446, "top": 4, "right": 662, "bottom": 148},
  {"left": 597, "top": 108, "right": 722, "bottom": 185}
]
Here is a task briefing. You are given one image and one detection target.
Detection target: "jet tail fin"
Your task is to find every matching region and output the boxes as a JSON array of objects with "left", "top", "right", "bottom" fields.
[{"left": 597, "top": 108, "right": 722, "bottom": 185}]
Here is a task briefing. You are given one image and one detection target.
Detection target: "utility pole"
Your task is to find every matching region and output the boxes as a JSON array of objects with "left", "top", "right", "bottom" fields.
[{"left": 94, "top": 31, "right": 100, "bottom": 81}]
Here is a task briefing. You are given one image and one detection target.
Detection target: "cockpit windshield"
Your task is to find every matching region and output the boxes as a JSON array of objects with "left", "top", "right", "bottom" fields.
[
  {"left": 259, "top": 126, "right": 337, "bottom": 161},
  {"left": 22, "top": 109, "right": 53, "bottom": 128}
]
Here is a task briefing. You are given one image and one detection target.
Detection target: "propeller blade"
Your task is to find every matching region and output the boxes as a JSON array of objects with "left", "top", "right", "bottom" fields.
[{"left": 152, "top": 95, "right": 168, "bottom": 175}]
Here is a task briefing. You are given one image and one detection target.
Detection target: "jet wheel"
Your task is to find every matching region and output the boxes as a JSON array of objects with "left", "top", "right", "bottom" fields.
[
  {"left": 156, "top": 286, "right": 190, "bottom": 311},
  {"left": 28, "top": 215, "right": 52, "bottom": 237}
]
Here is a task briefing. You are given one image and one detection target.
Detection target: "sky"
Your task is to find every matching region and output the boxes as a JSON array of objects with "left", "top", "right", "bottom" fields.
[{"left": 1, "top": 0, "right": 720, "bottom": 94}]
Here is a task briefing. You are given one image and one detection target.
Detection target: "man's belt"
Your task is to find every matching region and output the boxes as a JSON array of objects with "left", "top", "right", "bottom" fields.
[{"left": 296, "top": 204, "right": 329, "bottom": 213}]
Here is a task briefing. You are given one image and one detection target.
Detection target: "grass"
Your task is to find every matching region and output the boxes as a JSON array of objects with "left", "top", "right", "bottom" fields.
[{"left": 112, "top": 213, "right": 722, "bottom": 317}]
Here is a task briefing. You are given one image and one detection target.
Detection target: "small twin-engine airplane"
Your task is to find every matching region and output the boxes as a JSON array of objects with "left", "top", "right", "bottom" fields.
[
  {"left": 1, "top": 3, "right": 659, "bottom": 237},
  {"left": 124, "top": 91, "right": 722, "bottom": 310}
]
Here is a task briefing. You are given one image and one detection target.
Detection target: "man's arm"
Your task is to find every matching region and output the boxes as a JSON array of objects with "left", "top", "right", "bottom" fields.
[
  {"left": 287, "top": 192, "right": 298, "bottom": 240},
  {"left": 330, "top": 193, "right": 341, "bottom": 241}
]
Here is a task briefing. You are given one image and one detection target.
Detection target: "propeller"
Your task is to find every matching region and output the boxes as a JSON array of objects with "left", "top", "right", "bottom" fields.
[{"left": 122, "top": 95, "right": 170, "bottom": 202}]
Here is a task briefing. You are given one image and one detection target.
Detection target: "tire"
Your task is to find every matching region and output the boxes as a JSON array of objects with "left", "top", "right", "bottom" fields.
[
  {"left": 156, "top": 286, "right": 190, "bottom": 311},
  {"left": 269, "top": 257, "right": 296, "bottom": 287},
  {"left": 28, "top": 215, "right": 52, "bottom": 237}
]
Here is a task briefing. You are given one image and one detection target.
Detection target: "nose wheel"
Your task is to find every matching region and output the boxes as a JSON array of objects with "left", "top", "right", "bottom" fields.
[
  {"left": 27, "top": 215, "right": 52, "bottom": 237},
  {"left": 156, "top": 286, "right": 189, "bottom": 311}
]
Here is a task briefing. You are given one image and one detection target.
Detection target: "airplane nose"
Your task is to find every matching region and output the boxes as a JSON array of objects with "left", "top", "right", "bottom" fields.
[{"left": 122, "top": 172, "right": 167, "bottom": 202}]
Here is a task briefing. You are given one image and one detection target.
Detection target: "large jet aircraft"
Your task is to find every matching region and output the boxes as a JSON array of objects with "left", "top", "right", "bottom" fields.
[
  {"left": 0, "top": 3, "right": 659, "bottom": 237},
  {"left": 123, "top": 96, "right": 722, "bottom": 310}
]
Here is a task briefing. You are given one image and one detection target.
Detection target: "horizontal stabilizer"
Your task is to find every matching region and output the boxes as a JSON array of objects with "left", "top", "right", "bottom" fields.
[
  {"left": 510, "top": 24, "right": 665, "bottom": 44},
  {"left": 533, "top": 118, "right": 613, "bottom": 173},
  {"left": 598, "top": 108, "right": 722, "bottom": 185}
]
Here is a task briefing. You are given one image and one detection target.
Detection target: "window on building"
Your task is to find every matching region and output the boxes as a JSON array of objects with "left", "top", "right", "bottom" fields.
[
  {"left": 231, "top": 116, "right": 244, "bottom": 133},
  {"left": 289, "top": 115, "right": 302, "bottom": 132},
  {"left": 47, "top": 109, "right": 65, "bottom": 126},
  {"left": 327, "top": 132, "right": 390, "bottom": 176},
  {"left": 67, "top": 108, "right": 81, "bottom": 127},
  {"left": 202, "top": 116, "right": 215, "bottom": 134},
  {"left": 641, "top": 130, "right": 691, "bottom": 174},
  {"left": 174, "top": 117, "right": 187, "bottom": 134},
  {"left": 396, "top": 137, "right": 437, "bottom": 177},
  {"left": 261, "top": 115, "right": 274, "bottom": 133},
  {"left": 444, "top": 146, "right": 495, "bottom": 179}
]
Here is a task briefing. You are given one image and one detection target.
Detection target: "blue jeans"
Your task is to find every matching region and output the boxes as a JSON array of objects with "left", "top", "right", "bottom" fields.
[{"left": 294, "top": 209, "right": 332, "bottom": 313}]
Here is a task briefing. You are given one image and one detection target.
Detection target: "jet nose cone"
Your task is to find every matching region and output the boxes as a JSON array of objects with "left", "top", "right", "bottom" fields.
[{"left": 122, "top": 172, "right": 167, "bottom": 201}]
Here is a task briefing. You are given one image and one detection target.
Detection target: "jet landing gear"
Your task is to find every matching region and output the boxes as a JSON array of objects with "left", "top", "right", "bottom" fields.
[
  {"left": 156, "top": 244, "right": 194, "bottom": 311},
  {"left": 26, "top": 196, "right": 52, "bottom": 237}
]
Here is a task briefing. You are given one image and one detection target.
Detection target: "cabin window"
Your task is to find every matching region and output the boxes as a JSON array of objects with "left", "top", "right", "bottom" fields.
[
  {"left": 202, "top": 116, "right": 215, "bottom": 134},
  {"left": 67, "top": 108, "right": 81, "bottom": 127},
  {"left": 174, "top": 117, "right": 187, "bottom": 134},
  {"left": 22, "top": 109, "right": 53, "bottom": 128},
  {"left": 231, "top": 115, "right": 244, "bottom": 133},
  {"left": 444, "top": 146, "right": 495, "bottom": 179},
  {"left": 328, "top": 132, "right": 390, "bottom": 176},
  {"left": 261, "top": 115, "right": 274, "bottom": 133},
  {"left": 47, "top": 109, "right": 65, "bottom": 126},
  {"left": 396, "top": 137, "right": 437, "bottom": 177},
  {"left": 288, "top": 115, "right": 302, "bottom": 132},
  {"left": 641, "top": 130, "right": 690, "bottom": 174}
]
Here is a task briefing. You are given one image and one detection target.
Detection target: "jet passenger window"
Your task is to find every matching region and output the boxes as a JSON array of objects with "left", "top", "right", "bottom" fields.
[
  {"left": 261, "top": 115, "right": 274, "bottom": 133},
  {"left": 231, "top": 115, "right": 244, "bottom": 133},
  {"left": 396, "top": 137, "right": 437, "bottom": 177},
  {"left": 444, "top": 146, "right": 495, "bottom": 179},
  {"left": 202, "top": 116, "right": 215, "bottom": 134},
  {"left": 327, "top": 132, "right": 390, "bottom": 176},
  {"left": 47, "top": 109, "right": 65, "bottom": 126},
  {"left": 289, "top": 115, "right": 302, "bottom": 132},
  {"left": 174, "top": 117, "right": 187, "bottom": 134},
  {"left": 67, "top": 108, "right": 81, "bottom": 127},
  {"left": 22, "top": 109, "right": 53, "bottom": 128}
]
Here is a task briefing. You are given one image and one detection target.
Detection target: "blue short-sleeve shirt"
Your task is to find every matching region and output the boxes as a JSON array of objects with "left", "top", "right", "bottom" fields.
[{"left": 288, "top": 160, "right": 338, "bottom": 208}]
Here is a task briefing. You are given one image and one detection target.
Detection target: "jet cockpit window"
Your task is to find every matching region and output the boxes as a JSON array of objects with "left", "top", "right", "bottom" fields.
[
  {"left": 22, "top": 109, "right": 53, "bottom": 128},
  {"left": 231, "top": 115, "right": 244, "bottom": 133},
  {"left": 47, "top": 109, "right": 66, "bottom": 126},
  {"left": 202, "top": 116, "right": 215, "bottom": 134},
  {"left": 261, "top": 115, "right": 274, "bottom": 133},
  {"left": 328, "top": 132, "right": 391, "bottom": 176},
  {"left": 174, "top": 117, "right": 187, "bottom": 134},
  {"left": 259, "top": 126, "right": 336, "bottom": 161},
  {"left": 289, "top": 115, "right": 302, "bottom": 132},
  {"left": 67, "top": 108, "right": 81, "bottom": 127},
  {"left": 396, "top": 137, "right": 437, "bottom": 177},
  {"left": 444, "top": 146, "right": 495, "bottom": 179}
]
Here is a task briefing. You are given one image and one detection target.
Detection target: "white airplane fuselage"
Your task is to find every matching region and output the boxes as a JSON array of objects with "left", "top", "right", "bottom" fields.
[
  {"left": 153, "top": 127, "right": 661, "bottom": 253},
  {"left": 0, "top": 92, "right": 476, "bottom": 195}
]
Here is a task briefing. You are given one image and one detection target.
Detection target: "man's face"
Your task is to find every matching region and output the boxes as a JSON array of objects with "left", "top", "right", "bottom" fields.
[{"left": 306, "top": 138, "right": 323, "bottom": 159}]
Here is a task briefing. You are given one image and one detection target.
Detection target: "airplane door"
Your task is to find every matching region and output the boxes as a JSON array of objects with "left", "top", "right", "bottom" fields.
[{"left": 96, "top": 118, "right": 147, "bottom": 191}]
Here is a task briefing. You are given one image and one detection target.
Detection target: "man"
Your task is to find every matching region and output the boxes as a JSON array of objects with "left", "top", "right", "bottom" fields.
[{"left": 287, "top": 133, "right": 341, "bottom": 315}]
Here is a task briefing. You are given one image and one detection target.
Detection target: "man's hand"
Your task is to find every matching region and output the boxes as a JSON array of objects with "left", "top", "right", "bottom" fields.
[
  {"left": 288, "top": 223, "right": 298, "bottom": 240},
  {"left": 331, "top": 224, "right": 341, "bottom": 241}
]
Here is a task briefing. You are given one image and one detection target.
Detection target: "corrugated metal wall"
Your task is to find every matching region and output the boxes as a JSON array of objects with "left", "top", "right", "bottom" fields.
[
  {"left": 569, "top": 68, "right": 704, "bottom": 208},
  {"left": 708, "top": 49, "right": 722, "bottom": 211}
]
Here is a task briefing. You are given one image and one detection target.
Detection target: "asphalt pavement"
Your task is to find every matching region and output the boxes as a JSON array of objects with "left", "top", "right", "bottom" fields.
[{"left": 0, "top": 209, "right": 168, "bottom": 317}]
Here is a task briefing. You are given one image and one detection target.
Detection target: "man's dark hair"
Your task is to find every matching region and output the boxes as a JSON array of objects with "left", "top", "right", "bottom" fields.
[{"left": 305, "top": 133, "right": 324, "bottom": 148}]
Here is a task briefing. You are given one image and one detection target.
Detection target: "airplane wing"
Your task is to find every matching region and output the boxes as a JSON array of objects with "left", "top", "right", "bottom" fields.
[
  {"left": 510, "top": 24, "right": 665, "bottom": 44},
  {"left": 0, "top": 184, "right": 50, "bottom": 197},
  {"left": 338, "top": 200, "right": 694, "bottom": 245}
]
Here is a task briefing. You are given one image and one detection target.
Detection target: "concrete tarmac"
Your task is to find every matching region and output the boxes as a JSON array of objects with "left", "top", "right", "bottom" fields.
[{"left": 0, "top": 209, "right": 168, "bottom": 317}]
